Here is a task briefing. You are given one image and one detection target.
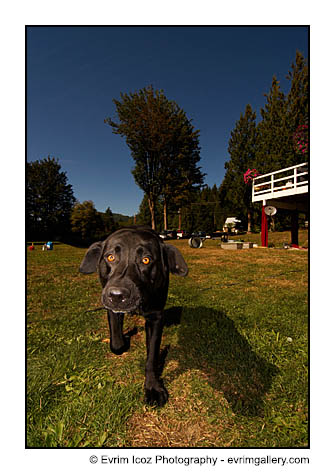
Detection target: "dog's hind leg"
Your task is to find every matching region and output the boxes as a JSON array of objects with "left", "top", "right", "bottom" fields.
[{"left": 107, "top": 311, "right": 129, "bottom": 355}]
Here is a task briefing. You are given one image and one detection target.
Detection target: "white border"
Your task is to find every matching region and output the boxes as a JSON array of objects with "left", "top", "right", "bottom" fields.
[{"left": 2, "top": 1, "right": 334, "bottom": 472}]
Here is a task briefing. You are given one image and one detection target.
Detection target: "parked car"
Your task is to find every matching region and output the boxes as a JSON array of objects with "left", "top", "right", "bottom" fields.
[
  {"left": 159, "top": 230, "right": 169, "bottom": 240},
  {"left": 176, "top": 229, "right": 190, "bottom": 239},
  {"left": 159, "top": 229, "right": 176, "bottom": 240}
]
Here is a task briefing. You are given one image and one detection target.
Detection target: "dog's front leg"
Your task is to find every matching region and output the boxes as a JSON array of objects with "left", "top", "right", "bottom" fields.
[
  {"left": 107, "top": 311, "right": 128, "bottom": 355},
  {"left": 144, "top": 311, "right": 168, "bottom": 406}
]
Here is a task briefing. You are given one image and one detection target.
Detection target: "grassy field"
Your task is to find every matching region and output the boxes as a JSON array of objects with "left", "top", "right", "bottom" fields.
[
  {"left": 229, "top": 229, "right": 308, "bottom": 248},
  {"left": 27, "top": 230, "right": 308, "bottom": 447}
]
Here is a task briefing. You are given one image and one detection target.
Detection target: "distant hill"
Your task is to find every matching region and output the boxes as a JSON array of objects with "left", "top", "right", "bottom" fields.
[{"left": 113, "top": 213, "right": 132, "bottom": 223}]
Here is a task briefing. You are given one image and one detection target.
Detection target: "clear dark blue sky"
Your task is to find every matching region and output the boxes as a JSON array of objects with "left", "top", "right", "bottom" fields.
[{"left": 27, "top": 26, "right": 308, "bottom": 216}]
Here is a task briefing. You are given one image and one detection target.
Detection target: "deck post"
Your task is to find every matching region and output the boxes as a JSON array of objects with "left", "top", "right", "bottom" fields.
[
  {"left": 261, "top": 200, "right": 268, "bottom": 247},
  {"left": 291, "top": 210, "right": 299, "bottom": 246}
]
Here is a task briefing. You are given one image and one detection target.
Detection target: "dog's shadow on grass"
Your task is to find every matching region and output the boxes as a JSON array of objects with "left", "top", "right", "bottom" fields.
[{"left": 162, "top": 305, "right": 279, "bottom": 417}]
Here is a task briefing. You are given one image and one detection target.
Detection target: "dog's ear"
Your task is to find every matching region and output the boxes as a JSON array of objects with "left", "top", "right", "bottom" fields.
[
  {"left": 79, "top": 241, "right": 104, "bottom": 274},
  {"left": 164, "top": 244, "right": 188, "bottom": 277}
]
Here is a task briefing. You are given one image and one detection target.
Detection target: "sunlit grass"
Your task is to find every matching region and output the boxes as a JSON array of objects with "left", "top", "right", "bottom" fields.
[{"left": 27, "top": 234, "right": 308, "bottom": 447}]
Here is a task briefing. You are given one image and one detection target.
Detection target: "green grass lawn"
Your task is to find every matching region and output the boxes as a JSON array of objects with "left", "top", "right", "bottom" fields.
[{"left": 27, "top": 230, "right": 308, "bottom": 447}]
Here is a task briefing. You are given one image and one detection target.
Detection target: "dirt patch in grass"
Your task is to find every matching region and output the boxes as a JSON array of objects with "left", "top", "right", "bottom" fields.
[
  {"left": 263, "top": 277, "right": 307, "bottom": 289},
  {"left": 127, "top": 409, "right": 218, "bottom": 447},
  {"left": 126, "top": 370, "right": 233, "bottom": 447},
  {"left": 188, "top": 248, "right": 306, "bottom": 266}
]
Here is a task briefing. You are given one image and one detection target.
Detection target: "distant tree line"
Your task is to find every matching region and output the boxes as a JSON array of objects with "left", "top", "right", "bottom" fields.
[
  {"left": 26, "top": 157, "right": 133, "bottom": 244},
  {"left": 135, "top": 185, "right": 224, "bottom": 233},
  {"left": 26, "top": 52, "right": 308, "bottom": 243}
]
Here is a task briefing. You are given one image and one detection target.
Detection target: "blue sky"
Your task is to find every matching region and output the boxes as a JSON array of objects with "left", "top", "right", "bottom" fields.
[{"left": 27, "top": 26, "right": 308, "bottom": 216}]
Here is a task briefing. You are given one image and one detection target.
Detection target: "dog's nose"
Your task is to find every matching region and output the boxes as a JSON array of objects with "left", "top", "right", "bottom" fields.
[{"left": 107, "top": 286, "right": 130, "bottom": 304}]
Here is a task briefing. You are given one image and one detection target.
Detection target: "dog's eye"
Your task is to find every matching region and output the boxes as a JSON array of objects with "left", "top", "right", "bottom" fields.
[
  {"left": 142, "top": 257, "right": 151, "bottom": 265},
  {"left": 107, "top": 254, "right": 115, "bottom": 263}
]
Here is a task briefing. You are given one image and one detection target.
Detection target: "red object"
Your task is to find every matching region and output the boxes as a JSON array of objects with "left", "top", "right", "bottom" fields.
[
  {"left": 261, "top": 206, "right": 268, "bottom": 247},
  {"left": 29, "top": 245, "right": 34, "bottom": 251},
  {"left": 244, "top": 168, "right": 259, "bottom": 184}
]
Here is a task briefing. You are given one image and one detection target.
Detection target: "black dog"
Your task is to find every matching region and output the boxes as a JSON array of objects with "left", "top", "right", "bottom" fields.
[{"left": 79, "top": 226, "right": 188, "bottom": 406}]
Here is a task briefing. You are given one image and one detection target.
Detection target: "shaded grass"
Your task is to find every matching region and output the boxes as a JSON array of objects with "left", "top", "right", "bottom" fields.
[{"left": 27, "top": 236, "right": 308, "bottom": 447}]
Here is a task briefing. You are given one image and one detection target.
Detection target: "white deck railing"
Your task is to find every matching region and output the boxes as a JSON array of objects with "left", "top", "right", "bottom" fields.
[{"left": 252, "top": 162, "right": 308, "bottom": 203}]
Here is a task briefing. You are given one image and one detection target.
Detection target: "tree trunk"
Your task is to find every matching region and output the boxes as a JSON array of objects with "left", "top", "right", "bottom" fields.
[
  {"left": 247, "top": 209, "right": 252, "bottom": 233},
  {"left": 178, "top": 209, "right": 182, "bottom": 230},
  {"left": 163, "top": 199, "right": 168, "bottom": 230},
  {"left": 148, "top": 197, "right": 156, "bottom": 230},
  {"left": 270, "top": 216, "right": 275, "bottom": 232}
]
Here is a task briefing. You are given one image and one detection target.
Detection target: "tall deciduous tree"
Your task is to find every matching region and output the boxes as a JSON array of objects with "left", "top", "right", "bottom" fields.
[
  {"left": 26, "top": 156, "right": 75, "bottom": 240},
  {"left": 70, "top": 200, "right": 105, "bottom": 244},
  {"left": 105, "top": 85, "right": 204, "bottom": 230},
  {"left": 219, "top": 104, "right": 258, "bottom": 232}
]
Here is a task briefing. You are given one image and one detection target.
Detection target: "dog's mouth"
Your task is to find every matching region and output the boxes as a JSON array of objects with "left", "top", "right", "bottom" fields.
[
  {"left": 101, "top": 290, "right": 142, "bottom": 313},
  {"left": 102, "top": 302, "right": 141, "bottom": 313}
]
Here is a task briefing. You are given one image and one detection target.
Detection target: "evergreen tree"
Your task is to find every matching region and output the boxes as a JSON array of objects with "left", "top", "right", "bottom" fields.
[
  {"left": 211, "top": 184, "right": 225, "bottom": 230},
  {"left": 180, "top": 185, "right": 223, "bottom": 233},
  {"left": 26, "top": 156, "right": 75, "bottom": 240},
  {"left": 286, "top": 51, "right": 309, "bottom": 132},
  {"left": 218, "top": 53, "right": 309, "bottom": 234},
  {"left": 255, "top": 76, "right": 292, "bottom": 174},
  {"left": 160, "top": 116, "right": 205, "bottom": 229},
  {"left": 199, "top": 185, "right": 218, "bottom": 231},
  {"left": 219, "top": 104, "right": 258, "bottom": 232},
  {"left": 136, "top": 195, "right": 152, "bottom": 227},
  {"left": 103, "top": 207, "right": 117, "bottom": 234},
  {"left": 136, "top": 195, "right": 164, "bottom": 230},
  {"left": 187, "top": 187, "right": 213, "bottom": 232},
  {"left": 286, "top": 51, "right": 309, "bottom": 162},
  {"left": 256, "top": 53, "right": 308, "bottom": 174}
]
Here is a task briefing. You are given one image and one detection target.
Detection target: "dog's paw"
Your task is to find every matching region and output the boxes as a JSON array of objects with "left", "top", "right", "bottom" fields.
[
  {"left": 145, "top": 381, "right": 168, "bottom": 407},
  {"left": 109, "top": 338, "right": 129, "bottom": 355}
]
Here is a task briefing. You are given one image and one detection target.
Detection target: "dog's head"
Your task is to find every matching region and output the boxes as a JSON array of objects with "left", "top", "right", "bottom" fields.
[{"left": 79, "top": 226, "right": 188, "bottom": 313}]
